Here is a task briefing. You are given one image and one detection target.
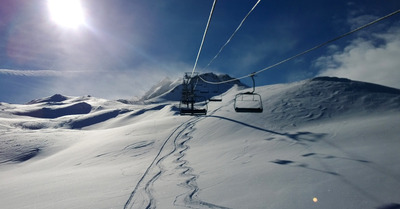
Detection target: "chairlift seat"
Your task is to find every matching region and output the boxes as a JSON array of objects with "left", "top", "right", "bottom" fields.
[
  {"left": 235, "top": 107, "right": 263, "bottom": 113},
  {"left": 180, "top": 108, "right": 207, "bottom": 115},
  {"left": 234, "top": 92, "right": 263, "bottom": 113}
]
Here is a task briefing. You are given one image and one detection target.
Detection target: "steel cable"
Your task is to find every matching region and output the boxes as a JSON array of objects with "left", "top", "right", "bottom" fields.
[
  {"left": 204, "top": 0, "right": 262, "bottom": 69},
  {"left": 198, "top": 8, "right": 400, "bottom": 85},
  {"left": 190, "top": 0, "right": 218, "bottom": 78}
]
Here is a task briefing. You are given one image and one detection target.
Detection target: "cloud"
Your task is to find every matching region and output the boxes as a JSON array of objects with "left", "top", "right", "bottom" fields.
[
  {"left": 347, "top": 14, "right": 378, "bottom": 30},
  {"left": 0, "top": 69, "right": 85, "bottom": 77},
  {"left": 0, "top": 61, "right": 189, "bottom": 103},
  {"left": 315, "top": 26, "right": 400, "bottom": 89}
]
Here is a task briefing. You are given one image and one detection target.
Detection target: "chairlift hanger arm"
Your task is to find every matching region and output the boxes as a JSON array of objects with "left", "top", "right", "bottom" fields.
[{"left": 250, "top": 73, "right": 256, "bottom": 94}]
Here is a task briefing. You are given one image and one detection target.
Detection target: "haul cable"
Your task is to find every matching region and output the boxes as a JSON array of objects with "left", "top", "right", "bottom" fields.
[{"left": 198, "top": 8, "right": 400, "bottom": 85}]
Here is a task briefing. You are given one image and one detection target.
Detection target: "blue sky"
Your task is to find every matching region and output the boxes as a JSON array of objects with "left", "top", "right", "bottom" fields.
[{"left": 1, "top": 0, "right": 399, "bottom": 103}]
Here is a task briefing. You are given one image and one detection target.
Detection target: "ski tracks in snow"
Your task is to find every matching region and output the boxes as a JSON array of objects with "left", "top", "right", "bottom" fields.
[{"left": 124, "top": 115, "right": 230, "bottom": 209}]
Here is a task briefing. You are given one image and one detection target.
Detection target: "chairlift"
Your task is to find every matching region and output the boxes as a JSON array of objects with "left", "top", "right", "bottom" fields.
[
  {"left": 179, "top": 73, "right": 208, "bottom": 115},
  {"left": 180, "top": 96, "right": 208, "bottom": 115},
  {"left": 234, "top": 74, "right": 263, "bottom": 113}
]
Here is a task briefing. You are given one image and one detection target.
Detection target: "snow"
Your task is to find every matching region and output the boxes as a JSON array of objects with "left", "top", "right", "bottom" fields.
[{"left": 1, "top": 75, "right": 400, "bottom": 209}]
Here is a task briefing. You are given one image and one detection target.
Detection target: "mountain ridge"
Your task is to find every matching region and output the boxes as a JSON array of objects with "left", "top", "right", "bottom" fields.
[
  {"left": 1, "top": 75, "right": 399, "bottom": 130},
  {"left": 139, "top": 72, "right": 245, "bottom": 102}
]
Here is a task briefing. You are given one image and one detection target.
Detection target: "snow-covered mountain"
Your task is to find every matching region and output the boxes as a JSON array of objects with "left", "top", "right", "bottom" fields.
[
  {"left": 140, "top": 77, "right": 181, "bottom": 101},
  {"left": 140, "top": 73, "right": 245, "bottom": 102},
  {"left": 1, "top": 76, "right": 399, "bottom": 209}
]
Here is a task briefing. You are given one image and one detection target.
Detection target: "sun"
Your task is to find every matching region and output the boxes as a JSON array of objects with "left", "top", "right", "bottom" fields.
[{"left": 47, "top": 0, "right": 86, "bottom": 29}]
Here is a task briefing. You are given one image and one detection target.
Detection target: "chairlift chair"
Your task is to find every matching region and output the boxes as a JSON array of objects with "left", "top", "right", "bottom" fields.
[
  {"left": 233, "top": 74, "right": 263, "bottom": 113},
  {"left": 180, "top": 96, "right": 208, "bottom": 115},
  {"left": 234, "top": 92, "right": 263, "bottom": 112},
  {"left": 179, "top": 73, "right": 208, "bottom": 115}
]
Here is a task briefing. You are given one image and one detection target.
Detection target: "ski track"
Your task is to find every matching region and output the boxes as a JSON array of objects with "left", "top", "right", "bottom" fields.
[
  {"left": 173, "top": 123, "right": 231, "bottom": 209},
  {"left": 124, "top": 106, "right": 230, "bottom": 209},
  {"left": 123, "top": 117, "right": 193, "bottom": 209}
]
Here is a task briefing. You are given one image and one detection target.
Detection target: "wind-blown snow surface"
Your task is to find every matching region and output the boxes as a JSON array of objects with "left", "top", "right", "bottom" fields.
[{"left": 1, "top": 77, "right": 400, "bottom": 209}]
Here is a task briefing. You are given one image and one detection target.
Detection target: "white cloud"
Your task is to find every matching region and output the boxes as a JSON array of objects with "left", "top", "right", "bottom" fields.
[
  {"left": 347, "top": 14, "right": 378, "bottom": 30},
  {"left": 0, "top": 69, "right": 91, "bottom": 77},
  {"left": 0, "top": 62, "right": 189, "bottom": 102},
  {"left": 316, "top": 26, "right": 400, "bottom": 89},
  {"left": 0, "top": 69, "right": 64, "bottom": 77}
]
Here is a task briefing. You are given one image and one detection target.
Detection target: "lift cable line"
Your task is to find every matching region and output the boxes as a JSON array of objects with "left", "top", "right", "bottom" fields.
[
  {"left": 190, "top": 0, "right": 218, "bottom": 78},
  {"left": 198, "top": 8, "right": 400, "bottom": 85},
  {"left": 181, "top": 0, "right": 217, "bottom": 115},
  {"left": 205, "top": 0, "right": 262, "bottom": 69}
]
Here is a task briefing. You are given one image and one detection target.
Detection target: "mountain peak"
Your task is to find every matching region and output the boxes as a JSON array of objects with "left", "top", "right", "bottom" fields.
[
  {"left": 140, "top": 77, "right": 180, "bottom": 101},
  {"left": 140, "top": 72, "right": 245, "bottom": 102},
  {"left": 27, "top": 94, "right": 69, "bottom": 104}
]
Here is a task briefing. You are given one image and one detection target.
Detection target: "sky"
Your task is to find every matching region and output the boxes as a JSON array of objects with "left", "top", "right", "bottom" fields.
[{"left": 0, "top": 0, "right": 399, "bottom": 103}]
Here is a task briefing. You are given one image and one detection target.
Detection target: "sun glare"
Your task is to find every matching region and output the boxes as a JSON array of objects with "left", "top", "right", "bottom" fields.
[{"left": 48, "top": 0, "right": 85, "bottom": 29}]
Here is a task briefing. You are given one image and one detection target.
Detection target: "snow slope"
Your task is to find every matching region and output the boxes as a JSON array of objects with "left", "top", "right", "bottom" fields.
[{"left": 0, "top": 76, "right": 399, "bottom": 209}]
